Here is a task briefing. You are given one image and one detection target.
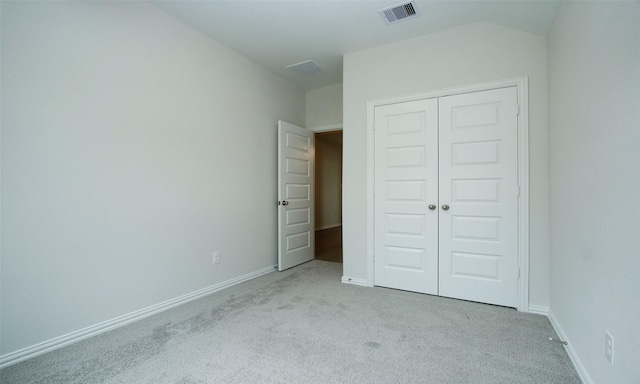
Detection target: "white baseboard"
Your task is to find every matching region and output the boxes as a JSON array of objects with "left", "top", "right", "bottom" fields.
[
  {"left": 547, "top": 309, "right": 592, "bottom": 384},
  {"left": 315, "top": 224, "right": 342, "bottom": 231},
  {"left": 0, "top": 265, "right": 277, "bottom": 369},
  {"left": 528, "top": 304, "right": 549, "bottom": 315},
  {"left": 341, "top": 276, "right": 369, "bottom": 287}
]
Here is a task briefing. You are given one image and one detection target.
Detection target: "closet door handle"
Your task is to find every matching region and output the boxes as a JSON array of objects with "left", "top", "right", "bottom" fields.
[
  {"left": 428, "top": 204, "right": 436, "bottom": 210},
  {"left": 442, "top": 205, "right": 450, "bottom": 211}
]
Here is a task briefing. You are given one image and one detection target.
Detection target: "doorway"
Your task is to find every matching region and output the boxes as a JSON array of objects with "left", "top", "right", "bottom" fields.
[{"left": 314, "top": 130, "right": 343, "bottom": 263}]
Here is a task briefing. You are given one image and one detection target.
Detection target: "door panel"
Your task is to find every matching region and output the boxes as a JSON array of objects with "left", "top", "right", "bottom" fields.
[
  {"left": 374, "top": 99, "right": 439, "bottom": 294},
  {"left": 278, "top": 121, "right": 314, "bottom": 271},
  {"left": 438, "top": 87, "right": 519, "bottom": 307}
]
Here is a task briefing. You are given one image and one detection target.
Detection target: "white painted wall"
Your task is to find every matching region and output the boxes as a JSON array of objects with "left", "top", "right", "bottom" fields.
[
  {"left": 342, "top": 22, "right": 550, "bottom": 307},
  {"left": 306, "top": 83, "right": 343, "bottom": 129},
  {"left": 0, "top": 1, "right": 304, "bottom": 355},
  {"left": 314, "top": 133, "right": 343, "bottom": 230},
  {"left": 548, "top": 2, "right": 640, "bottom": 382}
]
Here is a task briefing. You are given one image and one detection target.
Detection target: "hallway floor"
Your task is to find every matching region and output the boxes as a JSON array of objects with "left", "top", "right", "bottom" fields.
[{"left": 315, "top": 226, "right": 342, "bottom": 263}]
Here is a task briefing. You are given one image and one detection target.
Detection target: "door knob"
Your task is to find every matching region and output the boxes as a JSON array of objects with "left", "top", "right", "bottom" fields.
[
  {"left": 282, "top": 201, "right": 289, "bottom": 206},
  {"left": 442, "top": 204, "right": 450, "bottom": 211},
  {"left": 428, "top": 204, "right": 436, "bottom": 210}
]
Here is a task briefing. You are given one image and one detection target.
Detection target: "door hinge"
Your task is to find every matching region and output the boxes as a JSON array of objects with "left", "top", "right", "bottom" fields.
[
  {"left": 518, "top": 268, "right": 521, "bottom": 279},
  {"left": 517, "top": 186, "right": 521, "bottom": 197},
  {"left": 516, "top": 104, "right": 521, "bottom": 116}
]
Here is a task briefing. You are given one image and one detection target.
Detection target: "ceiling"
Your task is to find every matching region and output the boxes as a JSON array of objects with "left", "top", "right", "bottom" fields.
[{"left": 152, "top": 1, "right": 560, "bottom": 91}]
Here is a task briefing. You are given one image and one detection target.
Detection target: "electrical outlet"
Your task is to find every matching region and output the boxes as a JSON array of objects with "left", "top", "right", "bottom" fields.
[
  {"left": 605, "top": 331, "right": 614, "bottom": 365},
  {"left": 212, "top": 251, "right": 221, "bottom": 265}
]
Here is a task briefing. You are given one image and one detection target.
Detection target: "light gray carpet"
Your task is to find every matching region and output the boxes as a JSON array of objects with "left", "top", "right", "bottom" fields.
[{"left": 1, "top": 261, "right": 580, "bottom": 383}]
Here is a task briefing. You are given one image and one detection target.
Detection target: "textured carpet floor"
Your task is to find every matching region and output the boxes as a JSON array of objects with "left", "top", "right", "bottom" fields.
[{"left": 1, "top": 261, "right": 580, "bottom": 383}]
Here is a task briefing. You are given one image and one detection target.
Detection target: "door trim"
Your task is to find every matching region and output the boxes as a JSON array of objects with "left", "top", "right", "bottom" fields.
[
  {"left": 311, "top": 123, "right": 343, "bottom": 133},
  {"left": 366, "top": 77, "right": 530, "bottom": 312}
]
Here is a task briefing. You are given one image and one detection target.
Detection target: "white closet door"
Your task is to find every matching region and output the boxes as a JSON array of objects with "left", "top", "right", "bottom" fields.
[
  {"left": 438, "top": 87, "right": 519, "bottom": 307},
  {"left": 374, "top": 99, "right": 439, "bottom": 294}
]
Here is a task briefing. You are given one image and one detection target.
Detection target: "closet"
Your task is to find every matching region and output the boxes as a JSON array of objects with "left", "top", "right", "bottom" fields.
[{"left": 374, "top": 87, "right": 519, "bottom": 307}]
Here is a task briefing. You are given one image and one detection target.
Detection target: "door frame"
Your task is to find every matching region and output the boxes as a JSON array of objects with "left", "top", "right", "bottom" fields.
[
  {"left": 277, "top": 122, "right": 342, "bottom": 270},
  {"left": 312, "top": 123, "right": 343, "bottom": 133},
  {"left": 311, "top": 123, "right": 343, "bottom": 251},
  {"left": 366, "top": 77, "right": 530, "bottom": 312},
  {"left": 312, "top": 123, "right": 344, "bottom": 228}
]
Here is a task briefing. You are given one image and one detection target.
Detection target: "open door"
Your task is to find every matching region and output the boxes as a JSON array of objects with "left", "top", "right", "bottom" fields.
[{"left": 277, "top": 121, "right": 315, "bottom": 271}]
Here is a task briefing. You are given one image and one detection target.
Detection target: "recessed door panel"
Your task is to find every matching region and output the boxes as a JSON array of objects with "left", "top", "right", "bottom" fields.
[
  {"left": 286, "top": 132, "right": 310, "bottom": 152},
  {"left": 386, "top": 214, "right": 426, "bottom": 237},
  {"left": 452, "top": 179, "right": 500, "bottom": 203},
  {"left": 286, "top": 208, "right": 310, "bottom": 227},
  {"left": 386, "top": 112, "right": 427, "bottom": 135},
  {"left": 387, "top": 146, "right": 426, "bottom": 168},
  {"left": 387, "top": 181, "right": 426, "bottom": 202},
  {"left": 286, "top": 184, "right": 310, "bottom": 200},
  {"left": 452, "top": 216, "right": 500, "bottom": 242},
  {"left": 286, "top": 157, "right": 310, "bottom": 176},
  {"left": 451, "top": 252, "right": 501, "bottom": 281},
  {"left": 451, "top": 103, "right": 500, "bottom": 129},
  {"left": 286, "top": 232, "right": 310, "bottom": 252},
  {"left": 451, "top": 141, "right": 501, "bottom": 166},
  {"left": 385, "top": 246, "right": 425, "bottom": 270}
]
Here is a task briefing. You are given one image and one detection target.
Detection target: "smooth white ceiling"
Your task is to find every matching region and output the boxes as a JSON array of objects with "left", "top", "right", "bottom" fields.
[{"left": 152, "top": 1, "right": 560, "bottom": 91}]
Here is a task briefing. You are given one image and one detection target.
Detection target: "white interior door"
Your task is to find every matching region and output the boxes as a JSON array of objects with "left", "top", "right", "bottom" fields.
[
  {"left": 374, "top": 99, "right": 439, "bottom": 294},
  {"left": 373, "top": 87, "right": 520, "bottom": 307},
  {"left": 438, "top": 87, "right": 519, "bottom": 307},
  {"left": 278, "top": 121, "right": 314, "bottom": 271}
]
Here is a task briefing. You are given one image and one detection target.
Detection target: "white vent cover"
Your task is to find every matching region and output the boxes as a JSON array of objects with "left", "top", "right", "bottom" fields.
[
  {"left": 379, "top": 1, "right": 418, "bottom": 24},
  {"left": 286, "top": 60, "right": 323, "bottom": 75}
]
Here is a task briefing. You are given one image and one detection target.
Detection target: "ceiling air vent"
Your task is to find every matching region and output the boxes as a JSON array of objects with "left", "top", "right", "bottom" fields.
[
  {"left": 286, "top": 60, "right": 323, "bottom": 75},
  {"left": 379, "top": 1, "right": 418, "bottom": 25}
]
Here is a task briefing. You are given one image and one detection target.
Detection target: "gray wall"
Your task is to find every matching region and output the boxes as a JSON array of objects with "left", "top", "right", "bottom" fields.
[
  {"left": 1, "top": 1, "right": 304, "bottom": 355},
  {"left": 306, "top": 84, "right": 343, "bottom": 129},
  {"left": 548, "top": 2, "right": 640, "bottom": 382}
]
